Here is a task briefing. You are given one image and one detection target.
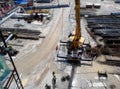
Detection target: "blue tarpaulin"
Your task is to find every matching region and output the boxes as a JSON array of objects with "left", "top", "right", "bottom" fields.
[{"left": 14, "top": 0, "right": 29, "bottom": 4}]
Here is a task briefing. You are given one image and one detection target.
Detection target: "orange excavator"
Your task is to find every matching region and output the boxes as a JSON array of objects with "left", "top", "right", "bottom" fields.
[{"left": 67, "top": 0, "right": 85, "bottom": 60}]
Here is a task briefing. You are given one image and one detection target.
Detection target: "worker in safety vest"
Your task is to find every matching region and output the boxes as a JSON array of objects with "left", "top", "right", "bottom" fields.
[{"left": 52, "top": 71, "right": 56, "bottom": 85}]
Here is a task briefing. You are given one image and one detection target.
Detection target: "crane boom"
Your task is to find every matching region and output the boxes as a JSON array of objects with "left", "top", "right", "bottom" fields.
[
  {"left": 75, "top": 0, "right": 81, "bottom": 39},
  {"left": 69, "top": 0, "right": 85, "bottom": 50}
]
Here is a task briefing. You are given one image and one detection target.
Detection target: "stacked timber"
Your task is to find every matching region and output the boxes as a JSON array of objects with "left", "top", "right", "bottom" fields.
[{"left": 0, "top": 28, "right": 41, "bottom": 40}]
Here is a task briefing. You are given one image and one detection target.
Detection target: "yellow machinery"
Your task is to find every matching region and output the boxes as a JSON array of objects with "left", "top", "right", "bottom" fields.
[
  {"left": 67, "top": 0, "right": 85, "bottom": 61},
  {"left": 26, "top": 9, "right": 49, "bottom": 14},
  {"left": 25, "top": 9, "right": 48, "bottom": 23},
  {"left": 69, "top": 0, "right": 85, "bottom": 50},
  {"left": 24, "top": 8, "right": 50, "bottom": 23}
]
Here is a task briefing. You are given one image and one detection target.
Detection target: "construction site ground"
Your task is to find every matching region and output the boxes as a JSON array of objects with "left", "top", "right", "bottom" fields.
[{"left": 1, "top": 0, "right": 120, "bottom": 89}]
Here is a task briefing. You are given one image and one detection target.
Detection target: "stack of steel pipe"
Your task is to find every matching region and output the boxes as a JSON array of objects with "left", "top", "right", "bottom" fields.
[
  {"left": 0, "top": 28, "right": 41, "bottom": 40},
  {"left": 86, "top": 15, "right": 120, "bottom": 48}
]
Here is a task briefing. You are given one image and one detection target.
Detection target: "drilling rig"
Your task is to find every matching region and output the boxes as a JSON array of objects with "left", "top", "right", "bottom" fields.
[{"left": 67, "top": 0, "right": 85, "bottom": 61}]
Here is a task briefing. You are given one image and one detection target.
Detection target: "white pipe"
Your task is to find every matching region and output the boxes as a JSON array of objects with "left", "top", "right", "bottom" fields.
[
  {"left": 5, "top": 34, "right": 14, "bottom": 43},
  {"left": 1, "top": 34, "right": 14, "bottom": 47},
  {"left": 0, "top": 6, "right": 21, "bottom": 25}
]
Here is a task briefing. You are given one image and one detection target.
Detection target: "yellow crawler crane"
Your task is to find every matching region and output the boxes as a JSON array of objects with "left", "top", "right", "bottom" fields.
[{"left": 68, "top": 0, "right": 85, "bottom": 61}]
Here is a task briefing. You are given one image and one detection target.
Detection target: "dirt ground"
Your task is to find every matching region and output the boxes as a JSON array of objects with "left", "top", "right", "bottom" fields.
[
  {"left": 2, "top": 0, "right": 120, "bottom": 88},
  {"left": 12, "top": 3, "right": 70, "bottom": 88}
]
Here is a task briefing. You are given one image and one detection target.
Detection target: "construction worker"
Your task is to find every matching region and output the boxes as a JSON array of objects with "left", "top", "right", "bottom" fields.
[
  {"left": 53, "top": 75, "right": 56, "bottom": 85},
  {"left": 52, "top": 71, "right": 56, "bottom": 86},
  {"left": 52, "top": 71, "right": 55, "bottom": 76},
  {"left": 55, "top": 45, "right": 58, "bottom": 51}
]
